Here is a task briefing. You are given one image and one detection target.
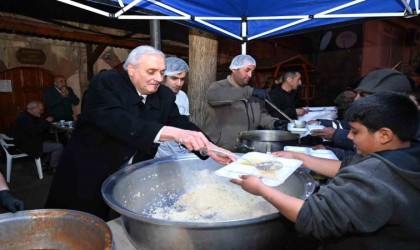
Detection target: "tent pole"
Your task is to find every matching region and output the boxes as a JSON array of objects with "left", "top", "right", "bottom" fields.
[
  {"left": 241, "top": 18, "right": 247, "bottom": 54},
  {"left": 150, "top": 20, "right": 161, "bottom": 50}
]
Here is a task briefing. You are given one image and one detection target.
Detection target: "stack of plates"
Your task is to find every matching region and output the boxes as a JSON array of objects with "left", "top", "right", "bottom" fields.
[{"left": 284, "top": 146, "right": 338, "bottom": 160}]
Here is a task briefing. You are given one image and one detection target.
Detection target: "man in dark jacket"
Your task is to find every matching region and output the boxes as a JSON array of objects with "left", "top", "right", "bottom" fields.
[
  {"left": 267, "top": 71, "right": 308, "bottom": 121},
  {"left": 45, "top": 46, "right": 234, "bottom": 220},
  {"left": 310, "top": 68, "right": 416, "bottom": 159},
  {"left": 44, "top": 75, "right": 80, "bottom": 121},
  {"left": 13, "top": 100, "right": 64, "bottom": 171}
]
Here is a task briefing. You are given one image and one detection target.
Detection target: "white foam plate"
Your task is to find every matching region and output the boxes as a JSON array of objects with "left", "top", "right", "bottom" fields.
[
  {"left": 287, "top": 123, "right": 308, "bottom": 134},
  {"left": 307, "top": 107, "right": 324, "bottom": 111},
  {"left": 284, "top": 146, "right": 338, "bottom": 160},
  {"left": 215, "top": 153, "right": 302, "bottom": 186},
  {"left": 310, "top": 149, "right": 338, "bottom": 160},
  {"left": 283, "top": 146, "right": 311, "bottom": 154},
  {"left": 323, "top": 106, "right": 338, "bottom": 111},
  {"left": 307, "top": 125, "right": 325, "bottom": 131}
]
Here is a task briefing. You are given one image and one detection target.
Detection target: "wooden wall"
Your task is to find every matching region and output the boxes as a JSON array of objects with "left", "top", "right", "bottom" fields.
[{"left": 0, "top": 67, "right": 55, "bottom": 134}]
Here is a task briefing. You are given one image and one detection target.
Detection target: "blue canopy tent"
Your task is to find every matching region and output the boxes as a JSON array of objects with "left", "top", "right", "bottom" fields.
[{"left": 57, "top": 0, "right": 419, "bottom": 53}]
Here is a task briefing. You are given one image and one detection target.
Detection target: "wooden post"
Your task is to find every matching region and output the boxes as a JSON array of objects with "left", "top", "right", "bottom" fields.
[{"left": 188, "top": 28, "right": 218, "bottom": 128}]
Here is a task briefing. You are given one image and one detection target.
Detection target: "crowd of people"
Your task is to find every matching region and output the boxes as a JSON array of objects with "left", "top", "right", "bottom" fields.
[{"left": 1, "top": 45, "right": 419, "bottom": 249}]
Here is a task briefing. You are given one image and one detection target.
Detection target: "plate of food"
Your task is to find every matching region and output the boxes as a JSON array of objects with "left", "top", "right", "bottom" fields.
[{"left": 215, "top": 152, "right": 303, "bottom": 186}]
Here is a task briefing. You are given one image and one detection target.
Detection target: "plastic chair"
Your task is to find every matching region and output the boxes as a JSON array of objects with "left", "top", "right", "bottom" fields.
[{"left": 0, "top": 138, "right": 43, "bottom": 183}]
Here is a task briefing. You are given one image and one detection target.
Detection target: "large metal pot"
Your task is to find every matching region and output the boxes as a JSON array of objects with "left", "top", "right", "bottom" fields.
[
  {"left": 0, "top": 209, "right": 112, "bottom": 250},
  {"left": 102, "top": 155, "right": 315, "bottom": 250},
  {"left": 236, "top": 130, "right": 300, "bottom": 153}
]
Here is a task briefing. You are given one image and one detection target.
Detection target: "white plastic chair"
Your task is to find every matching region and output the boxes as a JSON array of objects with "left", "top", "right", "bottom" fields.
[
  {"left": 0, "top": 133, "right": 13, "bottom": 140},
  {"left": 0, "top": 138, "right": 43, "bottom": 183}
]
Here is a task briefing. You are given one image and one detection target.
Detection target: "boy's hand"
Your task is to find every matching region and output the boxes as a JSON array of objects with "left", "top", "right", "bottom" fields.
[
  {"left": 310, "top": 127, "right": 336, "bottom": 140},
  {"left": 230, "top": 175, "right": 263, "bottom": 196},
  {"left": 272, "top": 151, "right": 297, "bottom": 159}
]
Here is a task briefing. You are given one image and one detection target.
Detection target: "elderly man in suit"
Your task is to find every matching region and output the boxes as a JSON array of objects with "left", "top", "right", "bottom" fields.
[{"left": 45, "top": 46, "right": 234, "bottom": 220}]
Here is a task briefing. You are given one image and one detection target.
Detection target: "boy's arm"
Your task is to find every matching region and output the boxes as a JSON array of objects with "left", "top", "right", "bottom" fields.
[
  {"left": 231, "top": 176, "right": 304, "bottom": 222},
  {"left": 272, "top": 151, "right": 341, "bottom": 178},
  {"left": 259, "top": 184, "right": 304, "bottom": 222}
]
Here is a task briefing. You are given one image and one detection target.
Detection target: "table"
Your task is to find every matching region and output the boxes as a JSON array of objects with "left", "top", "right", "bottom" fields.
[
  {"left": 51, "top": 122, "right": 75, "bottom": 142},
  {"left": 107, "top": 217, "right": 137, "bottom": 250}
]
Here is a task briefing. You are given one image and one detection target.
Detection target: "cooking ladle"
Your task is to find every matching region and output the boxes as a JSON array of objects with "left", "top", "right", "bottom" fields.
[
  {"left": 265, "top": 99, "right": 306, "bottom": 128},
  {"left": 199, "top": 148, "right": 276, "bottom": 170}
]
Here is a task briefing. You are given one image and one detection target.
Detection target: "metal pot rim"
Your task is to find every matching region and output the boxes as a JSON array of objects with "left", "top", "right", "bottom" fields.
[
  {"left": 238, "top": 130, "right": 300, "bottom": 142},
  {"left": 102, "top": 155, "right": 315, "bottom": 228}
]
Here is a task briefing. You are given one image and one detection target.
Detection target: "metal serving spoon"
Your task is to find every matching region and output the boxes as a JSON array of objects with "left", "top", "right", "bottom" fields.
[
  {"left": 265, "top": 99, "right": 307, "bottom": 128},
  {"left": 199, "top": 148, "right": 279, "bottom": 170}
]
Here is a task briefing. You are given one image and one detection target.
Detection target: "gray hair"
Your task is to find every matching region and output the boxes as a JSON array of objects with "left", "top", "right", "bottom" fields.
[
  {"left": 282, "top": 71, "right": 300, "bottom": 82},
  {"left": 123, "top": 45, "right": 165, "bottom": 70},
  {"left": 27, "top": 100, "right": 42, "bottom": 110}
]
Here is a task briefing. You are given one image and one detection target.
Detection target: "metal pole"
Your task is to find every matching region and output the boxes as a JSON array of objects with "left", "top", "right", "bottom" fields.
[{"left": 150, "top": 20, "right": 161, "bottom": 50}]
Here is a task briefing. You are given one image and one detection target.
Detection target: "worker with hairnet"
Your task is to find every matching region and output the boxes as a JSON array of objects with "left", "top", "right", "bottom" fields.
[
  {"left": 155, "top": 57, "right": 191, "bottom": 158},
  {"left": 203, "top": 54, "right": 287, "bottom": 151}
]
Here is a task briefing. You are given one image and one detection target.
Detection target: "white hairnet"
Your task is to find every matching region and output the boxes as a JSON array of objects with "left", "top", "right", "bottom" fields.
[
  {"left": 229, "top": 55, "right": 256, "bottom": 70},
  {"left": 164, "top": 57, "right": 189, "bottom": 76}
]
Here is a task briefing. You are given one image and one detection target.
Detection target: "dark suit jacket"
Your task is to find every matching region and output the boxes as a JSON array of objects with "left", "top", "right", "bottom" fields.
[
  {"left": 45, "top": 70, "right": 205, "bottom": 219},
  {"left": 44, "top": 85, "right": 80, "bottom": 121},
  {"left": 267, "top": 84, "right": 298, "bottom": 120},
  {"left": 13, "top": 111, "right": 50, "bottom": 158}
]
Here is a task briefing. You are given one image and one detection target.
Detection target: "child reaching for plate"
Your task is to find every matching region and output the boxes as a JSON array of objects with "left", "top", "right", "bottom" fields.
[{"left": 231, "top": 92, "right": 420, "bottom": 250}]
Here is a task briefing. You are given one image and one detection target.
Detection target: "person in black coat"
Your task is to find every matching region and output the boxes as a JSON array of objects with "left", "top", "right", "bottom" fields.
[
  {"left": 44, "top": 75, "right": 80, "bottom": 121},
  {"left": 266, "top": 71, "right": 308, "bottom": 121},
  {"left": 13, "top": 100, "right": 64, "bottom": 171},
  {"left": 45, "top": 45, "right": 234, "bottom": 220}
]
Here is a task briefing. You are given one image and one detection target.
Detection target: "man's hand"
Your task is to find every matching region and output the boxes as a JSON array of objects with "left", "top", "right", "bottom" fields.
[
  {"left": 310, "top": 127, "right": 336, "bottom": 140},
  {"left": 307, "top": 120, "right": 320, "bottom": 125},
  {"left": 159, "top": 126, "right": 213, "bottom": 151},
  {"left": 204, "top": 145, "right": 236, "bottom": 165},
  {"left": 60, "top": 87, "right": 69, "bottom": 97},
  {"left": 296, "top": 108, "right": 308, "bottom": 116},
  {"left": 0, "top": 190, "right": 24, "bottom": 213},
  {"left": 45, "top": 116, "right": 54, "bottom": 122},
  {"left": 252, "top": 88, "right": 270, "bottom": 101}
]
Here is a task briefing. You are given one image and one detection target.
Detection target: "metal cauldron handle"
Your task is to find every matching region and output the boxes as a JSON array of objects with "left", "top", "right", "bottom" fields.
[{"left": 234, "top": 142, "right": 254, "bottom": 152}]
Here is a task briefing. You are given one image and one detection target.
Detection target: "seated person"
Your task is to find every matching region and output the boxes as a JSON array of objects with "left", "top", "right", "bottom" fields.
[
  {"left": 232, "top": 92, "right": 420, "bottom": 249},
  {"left": 309, "top": 68, "right": 415, "bottom": 159},
  {"left": 266, "top": 71, "right": 308, "bottom": 122},
  {"left": 44, "top": 75, "right": 80, "bottom": 121},
  {"left": 14, "top": 100, "right": 64, "bottom": 173},
  {"left": 0, "top": 173, "right": 24, "bottom": 213}
]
